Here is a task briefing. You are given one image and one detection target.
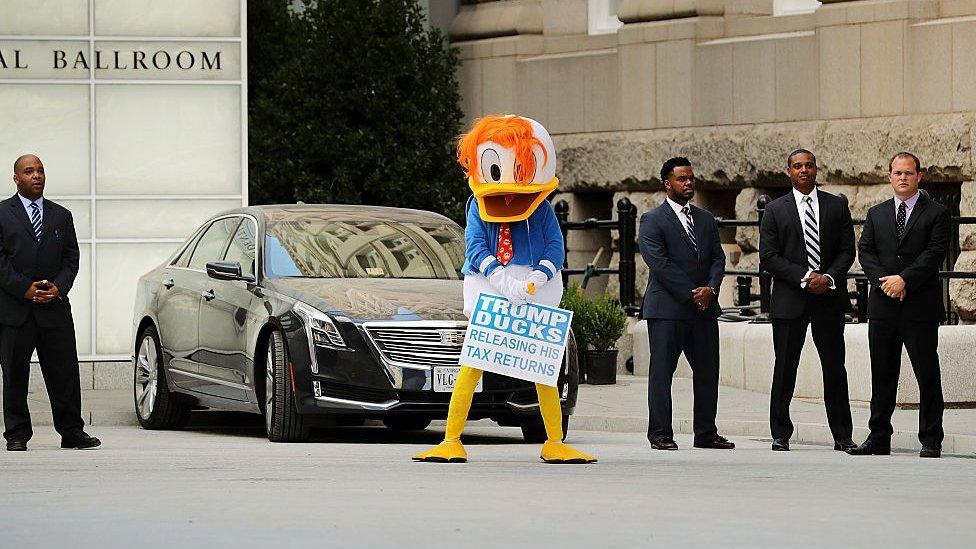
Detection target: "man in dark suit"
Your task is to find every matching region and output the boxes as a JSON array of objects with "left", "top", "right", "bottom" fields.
[
  {"left": 638, "top": 157, "right": 733, "bottom": 451},
  {"left": 0, "top": 154, "right": 100, "bottom": 451},
  {"left": 759, "top": 149, "right": 856, "bottom": 452},
  {"left": 848, "top": 152, "right": 948, "bottom": 458}
]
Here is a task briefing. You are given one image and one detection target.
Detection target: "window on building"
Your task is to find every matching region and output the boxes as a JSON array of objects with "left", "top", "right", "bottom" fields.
[
  {"left": 588, "top": 0, "right": 623, "bottom": 35},
  {"left": 773, "top": 0, "right": 821, "bottom": 16}
]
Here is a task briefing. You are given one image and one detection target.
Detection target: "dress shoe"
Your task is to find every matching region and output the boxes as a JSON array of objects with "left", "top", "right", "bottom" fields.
[
  {"left": 60, "top": 434, "right": 101, "bottom": 450},
  {"left": 771, "top": 438, "right": 790, "bottom": 451},
  {"left": 833, "top": 439, "right": 857, "bottom": 452},
  {"left": 919, "top": 446, "right": 942, "bottom": 458},
  {"left": 6, "top": 440, "right": 27, "bottom": 452},
  {"left": 694, "top": 435, "right": 735, "bottom": 449},
  {"left": 650, "top": 439, "right": 678, "bottom": 450},
  {"left": 846, "top": 440, "right": 890, "bottom": 456}
]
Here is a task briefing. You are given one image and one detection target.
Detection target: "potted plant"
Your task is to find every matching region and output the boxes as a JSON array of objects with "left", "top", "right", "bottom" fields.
[
  {"left": 581, "top": 291, "right": 627, "bottom": 385},
  {"left": 559, "top": 282, "right": 593, "bottom": 383}
]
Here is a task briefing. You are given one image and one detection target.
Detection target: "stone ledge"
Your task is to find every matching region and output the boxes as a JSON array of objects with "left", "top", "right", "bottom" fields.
[{"left": 553, "top": 113, "right": 975, "bottom": 191}]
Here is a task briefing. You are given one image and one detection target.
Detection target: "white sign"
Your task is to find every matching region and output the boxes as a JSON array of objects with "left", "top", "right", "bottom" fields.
[{"left": 460, "top": 293, "right": 573, "bottom": 387}]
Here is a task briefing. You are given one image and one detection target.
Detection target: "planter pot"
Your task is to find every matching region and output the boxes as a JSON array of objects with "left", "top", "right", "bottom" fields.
[{"left": 584, "top": 349, "right": 617, "bottom": 385}]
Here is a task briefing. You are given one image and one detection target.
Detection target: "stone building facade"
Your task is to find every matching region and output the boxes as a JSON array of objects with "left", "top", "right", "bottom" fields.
[{"left": 446, "top": 0, "right": 976, "bottom": 322}]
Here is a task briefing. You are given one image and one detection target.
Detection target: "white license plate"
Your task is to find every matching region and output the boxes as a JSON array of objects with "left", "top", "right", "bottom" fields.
[{"left": 433, "top": 366, "right": 483, "bottom": 392}]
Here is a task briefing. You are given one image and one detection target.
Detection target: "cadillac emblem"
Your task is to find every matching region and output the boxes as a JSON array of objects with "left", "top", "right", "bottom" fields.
[{"left": 439, "top": 329, "right": 466, "bottom": 346}]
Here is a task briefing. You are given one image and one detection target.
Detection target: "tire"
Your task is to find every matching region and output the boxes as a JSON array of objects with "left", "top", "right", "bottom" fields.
[
  {"left": 264, "top": 329, "right": 310, "bottom": 442},
  {"left": 134, "top": 325, "right": 190, "bottom": 430},
  {"left": 520, "top": 414, "right": 569, "bottom": 443},
  {"left": 382, "top": 417, "right": 432, "bottom": 431}
]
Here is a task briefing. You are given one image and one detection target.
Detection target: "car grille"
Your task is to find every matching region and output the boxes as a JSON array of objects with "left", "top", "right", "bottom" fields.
[
  {"left": 319, "top": 382, "right": 394, "bottom": 404},
  {"left": 362, "top": 322, "right": 467, "bottom": 369}
]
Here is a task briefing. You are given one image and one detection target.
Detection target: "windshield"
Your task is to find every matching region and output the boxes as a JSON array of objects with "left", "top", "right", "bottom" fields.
[{"left": 265, "top": 216, "right": 465, "bottom": 279}]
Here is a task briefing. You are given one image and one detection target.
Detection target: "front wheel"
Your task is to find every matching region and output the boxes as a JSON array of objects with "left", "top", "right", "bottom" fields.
[
  {"left": 134, "top": 325, "right": 190, "bottom": 430},
  {"left": 520, "top": 414, "right": 569, "bottom": 443},
  {"left": 264, "top": 329, "right": 310, "bottom": 442}
]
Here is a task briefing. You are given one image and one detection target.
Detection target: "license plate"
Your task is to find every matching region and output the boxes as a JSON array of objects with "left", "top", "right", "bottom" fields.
[{"left": 433, "top": 366, "right": 483, "bottom": 392}]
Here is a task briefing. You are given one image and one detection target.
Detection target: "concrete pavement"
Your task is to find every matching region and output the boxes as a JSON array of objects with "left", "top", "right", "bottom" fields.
[
  {"left": 1, "top": 425, "right": 974, "bottom": 548},
  {"left": 6, "top": 372, "right": 976, "bottom": 456}
]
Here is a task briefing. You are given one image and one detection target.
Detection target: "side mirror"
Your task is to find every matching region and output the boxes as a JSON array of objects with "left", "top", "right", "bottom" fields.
[{"left": 206, "top": 261, "right": 252, "bottom": 282}]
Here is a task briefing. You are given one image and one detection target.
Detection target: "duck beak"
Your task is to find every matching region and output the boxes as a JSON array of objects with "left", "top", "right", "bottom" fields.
[{"left": 468, "top": 177, "right": 559, "bottom": 222}]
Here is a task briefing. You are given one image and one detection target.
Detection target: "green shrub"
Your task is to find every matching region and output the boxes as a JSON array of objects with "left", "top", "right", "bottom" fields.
[
  {"left": 559, "top": 282, "right": 592, "bottom": 352},
  {"left": 585, "top": 291, "right": 627, "bottom": 352}
]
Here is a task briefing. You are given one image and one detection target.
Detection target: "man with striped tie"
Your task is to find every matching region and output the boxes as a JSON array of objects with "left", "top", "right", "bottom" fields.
[
  {"left": 639, "top": 157, "right": 733, "bottom": 450},
  {"left": 759, "top": 149, "right": 856, "bottom": 452},
  {"left": 0, "top": 154, "right": 99, "bottom": 451}
]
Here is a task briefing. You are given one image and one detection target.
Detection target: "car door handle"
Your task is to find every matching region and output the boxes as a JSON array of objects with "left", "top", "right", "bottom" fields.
[
  {"left": 201, "top": 289, "right": 215, "bottom": 301},
  {"left": 162, "top": 279, "right": 175, "bottom": 289}
]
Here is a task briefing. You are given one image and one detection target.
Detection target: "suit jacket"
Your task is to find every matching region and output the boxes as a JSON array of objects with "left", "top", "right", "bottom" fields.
[
  {"left": 858, "top": 194, "right": 949, "bottom": 322},
  {"left": 759, "top": 189, "right": 855, "bottom": 319},
  {"left": 639, "top": 201, "right": 725, "bottom": 320},
  {"left": 0, "top": 194, "right": 79, "bottom": 327}
]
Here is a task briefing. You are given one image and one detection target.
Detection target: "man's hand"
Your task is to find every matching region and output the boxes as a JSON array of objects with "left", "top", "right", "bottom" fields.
[
  {"left": 691, "top": 287, "right": 715, "bottom": 311},
  {"left": 24, "top": 280, "right": 59, "bottom": 304},
  {"left": 879, "top": 275, "right": 906, "bottom": 299},
  {"left": 803, "top": 273, "right": 830, "bottom": 295}
]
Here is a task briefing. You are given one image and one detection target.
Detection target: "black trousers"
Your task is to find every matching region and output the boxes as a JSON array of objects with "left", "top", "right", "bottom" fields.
[
  {"left": 1, "top": 313, "right": 85, "bottom": 441},
  {"left": 867, "top": 318, "right": 944, "bottom": 447},
  {"left": 647, "top": 317, "right": 719, "bottom": 444},
  {"left": 770, "top": 307, "right": 853, "bottom": 442}
]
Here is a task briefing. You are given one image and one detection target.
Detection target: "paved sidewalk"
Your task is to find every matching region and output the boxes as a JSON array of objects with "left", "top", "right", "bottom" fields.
[
  {"left": 574, "top": 374, "right": 976, "bottom": 455},
  {"left": 6, "top": 374, "right": 976, "bottom": 455}
]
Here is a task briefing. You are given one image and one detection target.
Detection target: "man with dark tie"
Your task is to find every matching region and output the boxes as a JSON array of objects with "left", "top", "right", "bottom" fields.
[
  {"left": 0, "top": 154, "right": 100, "bottom": 451},
  {"left": 638, "top": 157, "right": 734, "bottom": 451},
  {"left": 848, "top": 152, "right": 948, "bottom": 458},
  {"left": 759, "top": 149, "right": 856, "bottom": 452}
]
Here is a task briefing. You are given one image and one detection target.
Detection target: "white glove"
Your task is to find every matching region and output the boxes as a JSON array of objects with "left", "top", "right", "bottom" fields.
[
  {"left": 488, "top": 267, "right": 509, "bottom": 295},
  {"left": 526, "top": 270, "right": 549, "bottom": 293},
  {"left": 488, "top": 268, "right": 527, "bottom": 306},
  {"left": 505, "top": 274, "right": 530, "bottom": 306}
]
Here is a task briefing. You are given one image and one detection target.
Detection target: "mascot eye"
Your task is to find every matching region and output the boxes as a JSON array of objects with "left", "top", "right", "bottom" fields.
[{"left": 480, "top": 149, "right": 503, "bottom": 183}]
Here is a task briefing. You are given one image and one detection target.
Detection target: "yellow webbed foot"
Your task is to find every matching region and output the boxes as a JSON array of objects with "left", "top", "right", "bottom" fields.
[
  {"left": 540, "top": 440, "right": 597, "bottom": 464},
  {"left": 412, "top": 440, "right": 468, "bottom": 463}
]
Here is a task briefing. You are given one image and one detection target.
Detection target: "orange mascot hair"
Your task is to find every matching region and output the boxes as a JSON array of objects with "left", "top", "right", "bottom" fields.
[{"left": 457, "top": 115, "right": 548, "bottom": 185}]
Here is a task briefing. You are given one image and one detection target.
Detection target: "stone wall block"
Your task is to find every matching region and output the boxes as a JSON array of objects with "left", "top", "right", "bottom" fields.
[
  {"left": 733, "top": 187, "right": 766, "bottom": 252},
  {"left": 584, "top": 52, "right": 621, "bottom": 132},
  {"left": 818, "top": 24, "right": 860, "bottom": 119},
  {"left": 775, "top": 34, "right": 819, "bottom": 122},
  {"left": 546, "top": 55, "right": 587, "bottom": 134},
  {"left": 619, "top": 42, "right": 657, "bottom": 130},
  {"left": 951, "top": 250, "right": 976, "bottom": 321},
  {"left": 906, "top": 20, "right": 951, "bottom": 114},
  {"left": 860, "top": 20, "right": 905, "bottom": 117},
  {"left": 655, "top": 39, "right": 694, "bottom": 128},
  {"left": 515, "top": 57, "right": 548, "bottom": 123},
  {"left": 952, "top": 21, "right": 976, "bottom": 111},
  {"left": 481, "top": 56, "right": 516, "bottom": 115},
  {"left": 693, "top": 43, "right": 734, "bottom": 126}
]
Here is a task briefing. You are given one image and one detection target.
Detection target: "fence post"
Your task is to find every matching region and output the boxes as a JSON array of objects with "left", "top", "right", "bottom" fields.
[
  {"left": 736, "top": 276, "right": 752, "bottom": 308},
  {"left": 617, "top": 197, "right": 637, "bottom": 313},
  {"left": 756, "top": 194, "right": 772, "bottom": 318},
  {"left": 855, "top": 277, "right": 868, "bottom": 323},
  {"left": 554, "top": 199, "right": 570, "bottom": 287}
]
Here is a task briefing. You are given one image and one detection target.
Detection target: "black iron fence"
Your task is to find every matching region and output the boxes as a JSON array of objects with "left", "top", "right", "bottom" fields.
[
  {"left": 553, "top": 197, "right": 639, "bottom": 314},
  {"left": 555, "top": 191, "right": 976, "bottom": 325},
  {"left": 721, "top": 192, "right": 976, "bottom": 325}
]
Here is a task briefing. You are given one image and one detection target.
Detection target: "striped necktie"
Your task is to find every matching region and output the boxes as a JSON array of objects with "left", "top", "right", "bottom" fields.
[
  {"left": 681, "top": 206, "right": 698, "bottom": 253},
  {"left": 29, "top": 201, "right": 42, "bottom": 240},
  {"left": 802, "top": 196, "right": 820, "bottom": 271}
]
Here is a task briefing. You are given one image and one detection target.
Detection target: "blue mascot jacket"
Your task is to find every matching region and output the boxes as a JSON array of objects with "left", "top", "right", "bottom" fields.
[{"left": 461, "top": 199, "right": 564, "bottom": 280}]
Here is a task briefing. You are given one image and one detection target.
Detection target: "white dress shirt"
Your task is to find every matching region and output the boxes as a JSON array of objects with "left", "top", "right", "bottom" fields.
[
  {"left": 792, "top": 187, "right": 835, "bottom": 290},
  {"left": 893, "top": 191, "right": 920, "bottom": 225},
  {"left": 18, "top": 193, "right": 43, "bottom": 221},
  {"left": 666, "top": 197, "right": 694, "bottom": 235}
]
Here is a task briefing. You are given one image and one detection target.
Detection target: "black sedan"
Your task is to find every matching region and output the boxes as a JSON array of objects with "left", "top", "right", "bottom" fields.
[{"left": 131, "top": 204, "right": 578, "bottom": 442}]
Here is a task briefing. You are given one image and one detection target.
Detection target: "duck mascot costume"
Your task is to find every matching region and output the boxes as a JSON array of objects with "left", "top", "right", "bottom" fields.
[{"left": 412, "top": 115, "right": 597, "bottom": 464}]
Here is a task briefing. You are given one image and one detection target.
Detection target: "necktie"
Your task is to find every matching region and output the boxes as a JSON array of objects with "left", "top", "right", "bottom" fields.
[
  {"left": 496, "top": 222, "right": 513, "bottom": 265},
  {"left": 29, "top": 202, "right": 42, "bottom": 240},
  {"left": 681, "top": 206, "right": 697, "bottom": 253},
  {"left": 803, "top": 196, "right": 820, "bottom": 271},
  {"left": 896, "top": 201, "right": 907, "bottom": 240}
]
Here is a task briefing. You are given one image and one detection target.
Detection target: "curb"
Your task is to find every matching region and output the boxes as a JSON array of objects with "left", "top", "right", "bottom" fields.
[{"left": 571, "top": 415, "right": 976, "bottom": 456}]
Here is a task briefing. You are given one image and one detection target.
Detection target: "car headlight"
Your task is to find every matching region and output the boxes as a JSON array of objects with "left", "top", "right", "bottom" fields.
[{"left": 293, "top": 301, "right": 346, "bottom": 348}]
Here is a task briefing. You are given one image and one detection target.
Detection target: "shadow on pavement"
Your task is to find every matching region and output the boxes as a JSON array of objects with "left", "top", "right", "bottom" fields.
[{"left": 183, "top": 410, "right": 523, "bottom": 445}]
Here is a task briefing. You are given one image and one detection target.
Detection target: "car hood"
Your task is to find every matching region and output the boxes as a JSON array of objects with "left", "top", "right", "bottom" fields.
[{"left": 267, "top": 278, "right": 466, "bottom": 322}]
